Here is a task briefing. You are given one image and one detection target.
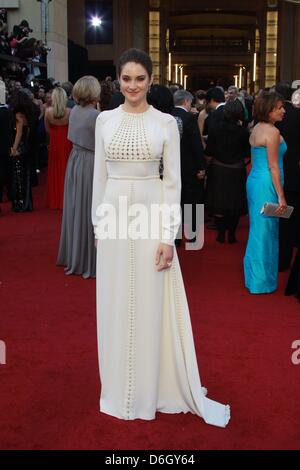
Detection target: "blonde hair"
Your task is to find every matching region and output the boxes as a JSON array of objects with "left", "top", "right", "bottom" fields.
[
  {"left": 72, "top": 76, "right": 101, "bottom": 107},
  {"left": 52, "top": 87, "right": 67, "bottom": 119},
  {"left": 292, "top": 89, "right": 300, "bottom": 107}
]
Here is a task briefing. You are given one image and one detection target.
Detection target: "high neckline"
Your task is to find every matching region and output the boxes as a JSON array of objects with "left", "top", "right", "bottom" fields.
[{"left": 119, "top": 105, "right": 152, "bottom": 116}]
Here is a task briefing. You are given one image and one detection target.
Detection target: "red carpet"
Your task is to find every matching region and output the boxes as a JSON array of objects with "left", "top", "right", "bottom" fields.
[{"left": 0, "top": 170, "right": 300, "bottom": 450}]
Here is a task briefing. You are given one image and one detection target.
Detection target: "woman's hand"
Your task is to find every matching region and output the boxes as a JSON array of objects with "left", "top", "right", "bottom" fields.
[
  {"left": 10, "top": 147, "right": 18, "bottom": 157},
  {"left": 276, "top": 194, "right": 288, "bottom": 215},
  {"left": 196, "top": 170, "right": 206, "bottom": 180},
  {"left": 155, "top": 243, "right": 174, "bottom": 272}
]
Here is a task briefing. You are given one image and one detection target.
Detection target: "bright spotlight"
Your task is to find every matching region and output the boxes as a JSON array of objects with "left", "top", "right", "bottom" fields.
[{"left": 91, "top": 16, "right": 102, "bottom": 27}]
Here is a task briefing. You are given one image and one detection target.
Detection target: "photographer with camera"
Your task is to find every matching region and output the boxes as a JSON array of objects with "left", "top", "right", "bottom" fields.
[{"left": 10, "top": 20, "right": 37, "bottom": 59}]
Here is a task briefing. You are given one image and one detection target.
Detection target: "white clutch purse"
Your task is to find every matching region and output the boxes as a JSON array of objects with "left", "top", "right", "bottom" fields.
[{"left": 260, "top": 202, "right": 294, "bottom": 219}]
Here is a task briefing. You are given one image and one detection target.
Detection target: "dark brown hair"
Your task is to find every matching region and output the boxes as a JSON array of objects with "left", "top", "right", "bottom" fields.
[
  {"left": 100, "top": 80, "right": 113, "bottom": 111},
  {"left": 117, "top": 48, "right": 152, "bottom": 78},
  {"left": 224, "top": 99, "right": 244, "bottom": 123},
  {"left": 254, "top": 91, "right": 284, "bottom": 123}
]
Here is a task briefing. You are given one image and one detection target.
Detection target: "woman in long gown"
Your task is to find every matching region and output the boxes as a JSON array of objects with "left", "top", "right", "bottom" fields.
[
  {"left": 244, "top": 92, "right": 287, "bottom": 294},
  {"left": 45, "top": 87, "right": 72, "bottom": 209},
  {"left": 92, "top": 49, "right": 230, "bottom": 427},
  {"left": 10, "top": 90, "right": 39, "bottom": 212},
  {"left": 57, "top": 76, "right": 100, "bottom": 279}
]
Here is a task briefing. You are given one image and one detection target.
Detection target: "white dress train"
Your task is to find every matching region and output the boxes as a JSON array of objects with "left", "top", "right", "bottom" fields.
[{"left": 92, "top": 105, "right": 230, "bottom": 427}]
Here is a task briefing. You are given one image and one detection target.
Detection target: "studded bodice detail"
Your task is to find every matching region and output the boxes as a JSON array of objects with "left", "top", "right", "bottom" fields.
[{"left": 106, "top": 113, "right": 152, "bottom": 161}]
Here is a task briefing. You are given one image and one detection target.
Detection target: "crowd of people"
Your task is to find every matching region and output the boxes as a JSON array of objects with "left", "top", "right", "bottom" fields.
[
  {"left": 1, "top": 55, "right": 300, "bottom": 301},
  {"left": 1, "top": 44, "right": 300, "bottom": 428},
  {"left": 0, "top": 74, "right": 122, "bottom": 212}
]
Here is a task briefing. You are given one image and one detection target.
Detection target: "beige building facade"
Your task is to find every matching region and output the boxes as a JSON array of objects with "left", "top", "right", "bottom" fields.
[
  {"left": 1, "top": 0, "right": 300, "bottom": 88},
  {"left": 1, "top": 0, "right": 68, "bottom": 83}
]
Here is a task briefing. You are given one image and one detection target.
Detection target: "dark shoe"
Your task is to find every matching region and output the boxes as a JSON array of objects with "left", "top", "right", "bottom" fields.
[
  {"left": 279, "top": 265, "right": 289, "bottom": 272},
  {"left": 216, "top": 233, "right": 225, "bottom": 243},
  {"left": 215, "top": 217, "right": 226, "bottom": 243},
  {"left": 279, "top": 258, "right": 291, "bottom": 272},
  {"left": 228, "top": 234, "right": 237, "bottom": 244},
  {"left": 226, "top": 216, "right": 239, "bottom": 244}
]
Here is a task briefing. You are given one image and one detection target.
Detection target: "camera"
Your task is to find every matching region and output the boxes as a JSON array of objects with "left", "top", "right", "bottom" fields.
[
  {"left": 36, "top": 40, "right": 51, "bottom": 54},
  {"left": 42, "top": 44, "right": 51, "bottom": 52},
  {"left": 20, "top": 26, "right": 33, "bottom": 36}
]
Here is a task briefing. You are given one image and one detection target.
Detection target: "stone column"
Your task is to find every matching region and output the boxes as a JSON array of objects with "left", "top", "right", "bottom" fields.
[
  {"left": 257, "top": 7, "right": 267, "bottom": 89},
  {"left": 47, "top": 0, "right": 68, "bottom": 83},
  {"left": 278, "top": 0, "right": 300, "bottom": 82},
  {"left": 131, "top": 0, "right": 148, "bottom": 52},
  {"left": 113, "top": 0, "right": 132, "bottom": 65}
]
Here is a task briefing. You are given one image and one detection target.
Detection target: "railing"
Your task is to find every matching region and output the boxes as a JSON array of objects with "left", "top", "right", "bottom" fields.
[{"left": 0, "top": 52, "right": 47, "bottom": 68}]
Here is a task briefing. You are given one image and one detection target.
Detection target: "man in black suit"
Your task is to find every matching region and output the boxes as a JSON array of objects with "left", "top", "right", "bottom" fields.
[
  {"left": 276, "top": 84, "right": 300, "bottom": 271},
  {"left": 205, "top": 87, "right": 226, "bottom": 135},
  {"left": 172, "top": 89, "right": 206, "bottom": 245},
  {"left": 0, "top": 82, "right": 12, "bottom": 205},
  {"left": 203, "top": 87, "right": 226, "bottom": 230}
]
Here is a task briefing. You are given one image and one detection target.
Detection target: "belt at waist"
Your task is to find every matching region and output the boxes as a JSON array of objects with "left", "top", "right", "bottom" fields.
[
  {"left": 72, "top": 143, "right": 94, "bottom": 153},
  {"left": 108, "top": 175, "right": 160, "bottom": 180}
]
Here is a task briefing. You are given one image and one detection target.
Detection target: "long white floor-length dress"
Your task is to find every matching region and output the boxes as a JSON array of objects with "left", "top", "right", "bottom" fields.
[{"left": 92, "top": 105, "right": 230, "bottom": 427}]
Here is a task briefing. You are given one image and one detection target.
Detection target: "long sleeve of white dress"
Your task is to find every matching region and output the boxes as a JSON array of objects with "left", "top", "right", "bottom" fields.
[
  {"left": 161, "top": 117, "right": 182, "bottom": 246},
  {"left": 92, "top": 113, "right": 108, "bottom": 239}
]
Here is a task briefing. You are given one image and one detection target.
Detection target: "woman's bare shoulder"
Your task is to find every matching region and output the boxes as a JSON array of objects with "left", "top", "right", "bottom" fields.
[
  {"left": 45, "top": 107, "right": 52, "bottom": 117},
  {"left": 251, "top": 123, "right": 279, "bottom": 145},
  {"left": 15, "top": 111, "right": 25, "bottom": 123},
  {"left": 264, "top": 124, "right": 280, "bottom": 137}
]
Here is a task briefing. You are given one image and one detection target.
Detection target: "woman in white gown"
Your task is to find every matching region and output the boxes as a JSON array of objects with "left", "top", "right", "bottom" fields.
[{"left": 92, "top": 49, "right": 230, "bottom": 427}]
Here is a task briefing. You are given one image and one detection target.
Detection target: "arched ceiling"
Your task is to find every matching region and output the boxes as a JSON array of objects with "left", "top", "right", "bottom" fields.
[
  {"left": 169, "top": 12, "right": 257, "bottom": 25},
  {"left": 165, "top": 7, "right": 261, "bottom": 87},
  {"left": 169, "top": 11, "right": 256, "bottom": 53}
]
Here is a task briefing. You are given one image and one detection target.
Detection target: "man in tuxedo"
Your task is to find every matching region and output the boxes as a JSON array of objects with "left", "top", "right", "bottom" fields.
[
  {"left": 172, "top": 90, "right": 206, "bottom": 245},
  {"left": 203, "top": 87, "right": 226, "bottom": 230},
  {"left": 227, "top": 85, "right": 239, "bottom": 102},
  {"left": 276, "top": 84, "right": 300, "bottom": 271},
  {"left": 205, "top": 87, "right": 226, "bottom": 135}
]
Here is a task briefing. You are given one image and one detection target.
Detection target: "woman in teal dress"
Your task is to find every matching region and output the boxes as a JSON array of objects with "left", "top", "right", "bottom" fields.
[{"left": 244, "top": 92, "right": 287, "bottom": 294}]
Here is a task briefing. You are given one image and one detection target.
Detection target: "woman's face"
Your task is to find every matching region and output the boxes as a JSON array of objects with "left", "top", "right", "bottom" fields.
[
  {"left": 119, "top": 61, "right": 153, "bottom": 107},
  {"left": 269, "top": 100, "right": 285, "bottom": 123},
  {"left": 45, "top": 91, "right": 52, "bottom": 105},
  {"left": 38, "top": 88, "right": 45, "bottom": 100}
]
